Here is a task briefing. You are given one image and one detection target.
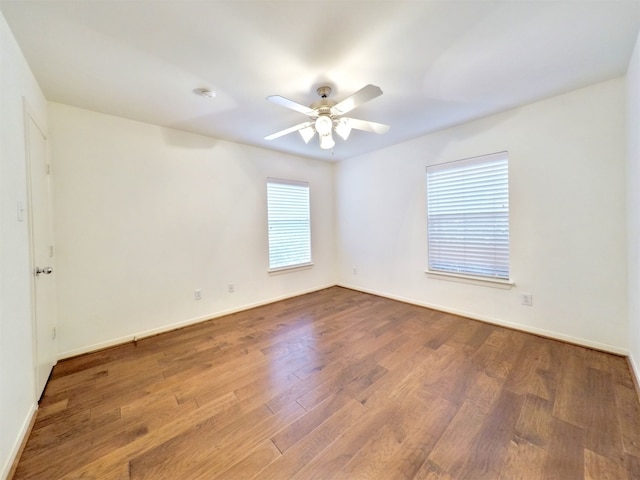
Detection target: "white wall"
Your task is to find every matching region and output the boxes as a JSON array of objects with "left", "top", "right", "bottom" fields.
[
  {"left": 627, "top": 31, "right": 640, "bottom": 377},
  {"left": 337, "top": 78, "right": 628, "bottom": 353},
  {"left": 49, "top": 103, "right": 336, "bottom": 358},
  {"left": 0, "top": 12, "right": 49, "bottom": 480}
]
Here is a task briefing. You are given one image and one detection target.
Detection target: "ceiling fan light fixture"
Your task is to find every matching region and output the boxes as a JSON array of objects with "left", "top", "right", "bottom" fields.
[
  {"left": 265, "top": 84, "right": 388, "bottom": 151},
  {"left": 335, "top": 118, "right": 352, "bottom": 140},
  {"left": 299, "top": 126, "right": 315, "bottom": 144},
  {"left": 314, "top": 115, "right": 333, "bottom": 136},
  {"left": 319, "top": 131, "right": 335, "bottom": 150}
]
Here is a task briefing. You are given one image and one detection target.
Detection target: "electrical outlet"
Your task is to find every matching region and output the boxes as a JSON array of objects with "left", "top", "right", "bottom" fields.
[
  {"left": 521, "top": 293, "right": 533, "bottom": 306},
  {"left": 194, "top": 289, "right": 202, "bottom": 300},
  {"left": 228, "top": 284, "right": 235, "bottom": 293}
]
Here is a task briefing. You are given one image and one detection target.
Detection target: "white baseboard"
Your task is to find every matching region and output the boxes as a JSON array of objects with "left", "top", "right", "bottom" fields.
[
  {"left": 57, "top": 280, "right": 630, "bottom": 360},
  {"left": 2, "top": 403, "right": 37, "bottom": 480},
  {"left": 338, "top": 283, "right": 629, "bottom": 356},
  {"left": 57, "top": 283, "right": 336, "bottom": 360},
  {"left": 628, "top": 353, "right": 640, "bottom": 392}
]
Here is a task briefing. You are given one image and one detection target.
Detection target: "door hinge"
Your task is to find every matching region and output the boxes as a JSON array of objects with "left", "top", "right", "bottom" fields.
[
  {"left": 49, "top": 245, "right": 54, "bottom": 257},
  {"left": 52, "top": 327, "right": 57, "bottom": 340},
  {"left": 46, "top": 164, "right": 52, "bottom": 175},
  {"left": 17, "top": 201, "right": 25, "bottom": 222}
]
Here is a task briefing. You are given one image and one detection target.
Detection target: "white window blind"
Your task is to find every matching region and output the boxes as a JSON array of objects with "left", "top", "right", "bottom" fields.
[
  {"left": 267, "top": 178, "right": 311, "bottom": 271},
  {"left": 426, "top": 152, "right": 509, "bottom": 280}
]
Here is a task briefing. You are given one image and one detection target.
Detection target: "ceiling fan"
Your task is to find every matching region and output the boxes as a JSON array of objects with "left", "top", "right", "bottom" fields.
[{"left": 264, "top": 84, "right": 390, "bottom": 150}]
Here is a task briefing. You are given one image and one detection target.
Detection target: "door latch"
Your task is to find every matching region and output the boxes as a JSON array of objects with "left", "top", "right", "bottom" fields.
[{"left": 34, "top": 266, "right": 53, "bottom": 277}]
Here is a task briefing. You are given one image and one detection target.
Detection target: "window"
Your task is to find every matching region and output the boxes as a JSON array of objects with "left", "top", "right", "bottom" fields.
[
  {"left": 267, "top": 178, "right": 311, "bottom": 271},
  {"left": 426, "top": 151, "right": 509, "bottom": 280}
]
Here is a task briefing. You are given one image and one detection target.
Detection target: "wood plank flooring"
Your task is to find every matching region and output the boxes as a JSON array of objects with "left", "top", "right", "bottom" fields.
[{"left": 12, "top": 286, "right": 640, "bottom": 479}]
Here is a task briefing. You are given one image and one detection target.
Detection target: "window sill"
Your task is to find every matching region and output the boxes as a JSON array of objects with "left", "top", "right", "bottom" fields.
[
  {"left": 268, "top": 262, "right": 314, "bottom": 275},
  {"left": 426, "top": 270, "right": 514, "bottom": 290}
]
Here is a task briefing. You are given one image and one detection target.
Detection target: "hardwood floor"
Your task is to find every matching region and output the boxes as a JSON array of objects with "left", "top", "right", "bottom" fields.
[{"left": 12, "top": 286, "right": 640, "bottom": 479}]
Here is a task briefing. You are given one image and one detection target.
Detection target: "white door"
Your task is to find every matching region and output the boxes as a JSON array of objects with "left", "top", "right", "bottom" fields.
[{"left": 25, "top": 105, "right": 57, "bottom": 400}]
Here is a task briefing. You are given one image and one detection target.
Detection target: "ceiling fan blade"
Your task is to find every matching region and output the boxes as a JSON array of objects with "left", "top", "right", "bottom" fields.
[
  {"left": 331, "top": 84, "right": 383, "bottom": 116},
  {"left": 264, "top": 121, "right": 314, "bottom": 141},
  {"left": 343, "top": 117, "right": 390, "bottom": 134},
  {"left": 266, "top": 95, "right": 317, "bottom": 117}
]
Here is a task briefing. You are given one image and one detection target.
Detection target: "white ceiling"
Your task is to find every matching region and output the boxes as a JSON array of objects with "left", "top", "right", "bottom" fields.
[{"left": 1, "top": 1, "right": 639, "bottom": 161}]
